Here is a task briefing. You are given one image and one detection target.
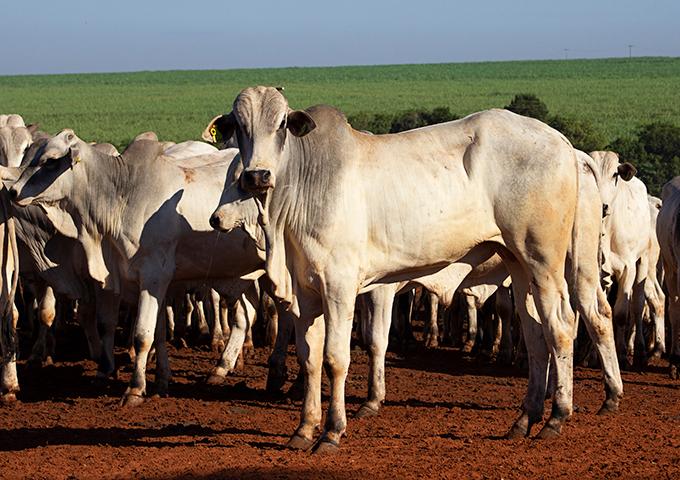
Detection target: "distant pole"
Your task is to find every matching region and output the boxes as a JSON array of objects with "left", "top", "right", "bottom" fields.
[
  {"left": 628, "top": 44, "right": 634, "bottom": 58},
  {"left": 564, "top": 48, "right": 569, "bottom": 60}
]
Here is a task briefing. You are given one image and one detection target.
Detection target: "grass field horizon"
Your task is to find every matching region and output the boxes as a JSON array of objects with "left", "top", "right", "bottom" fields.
[{"left": 1, "top": 56, "right": 679, "bottom": 150}]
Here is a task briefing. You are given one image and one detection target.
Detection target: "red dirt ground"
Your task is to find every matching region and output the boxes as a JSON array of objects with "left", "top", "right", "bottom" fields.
[{"left": 1, "top": 331, "right": 679, "bottom": 480}]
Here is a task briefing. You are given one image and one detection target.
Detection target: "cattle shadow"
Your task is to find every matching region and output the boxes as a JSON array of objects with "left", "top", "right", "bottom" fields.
[
  {"left": 384, "top": 344, "right": 525, "bottom": 379},
  {"left": 0, "top": 424, "right": 287, "bottom": 451}
]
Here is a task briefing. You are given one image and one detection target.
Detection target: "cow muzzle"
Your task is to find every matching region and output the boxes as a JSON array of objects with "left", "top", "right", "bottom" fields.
[{"left": 241, "top": 169, "right": 274, "bottom": 192}]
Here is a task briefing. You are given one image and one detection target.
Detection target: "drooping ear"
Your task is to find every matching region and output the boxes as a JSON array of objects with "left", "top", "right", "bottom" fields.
[
  {"left": 26, "top": 123, "right": 40, "bottom": 135},
  {"left": 202, "top": 112, "right": 237, "bottom": 145},
  {"left": 287, "top": 110, "right": 316, "bottom": 137},
  {"left": 618, "top": 162, "right": 637, "bottom": 181}
]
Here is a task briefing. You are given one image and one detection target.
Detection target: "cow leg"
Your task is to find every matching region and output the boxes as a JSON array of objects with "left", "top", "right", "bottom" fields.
[
  {"left": 95, "top": 289, "right": 121, "bottom": 381},
  {"left": 613, "top": 265, "right": 635, "bottom": 369},
  {"left": 121, "top": 281, "right": 169, "bottom": 407},
  {"left": 462, "top": 294, "right": 477, "bottom": 354},
  {"left": 76, "top": 299, "right": 103, "bottom": 363},
  {"left": 287, "top": 313, "right": 324, "bottom": 451},
  {"left": 195, "top": 297, "right": 210, "bottom": 339},
  {"left": 154, "top": 303, "right": 170, "bottom": 396},
  {"left": 0, "top": 306, "right": 20, "bottom": 402},
  {"left": 267, "top": 306, "right": 293, "bottom": 394},
  {"left": 424, "top": 292, "right": 439, "bottom": 348},
  {"left": 630, "top": 262, "right": 649, "bottom": 369},
  {"left": 496, "top": 286, "right": 514, "bottom": 365},
  {"left": 579, "top": 286, "right": 624, "bottom": 413},
  {"left": 264, "top": 293, "right": 279, "bottom": 349},
  {"left": 29, "top": 285, "right": 57, "bottom": 366},
  {"left": 663, "top": 265, "right": 680, "bottom": 378},
  {"left": 356, "top": 284, "right": 397, "bottom": 418},
  {"left": 207, "top": 289, "right": 257, "bottom": 384},
  {"left": 649, "top": 279, "right": 666, "bottom": 357},
  {"left": 209, "top": 289, "right": 225, "bottom": 354},
  {"left": 530, "top": 272, "right": 576, "bottom": 440},
  {"left": 313, "top": 283, "right": 357, "bottom": 454},
  {"left": 506, "top": 276, "right": 549, "bottom": 439},
  {"left": 165, "top": 305, "right": 175, "bottom": 342}
]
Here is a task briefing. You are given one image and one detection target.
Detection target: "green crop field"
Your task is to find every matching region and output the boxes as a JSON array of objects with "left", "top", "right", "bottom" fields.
[{"left": 0, "top": 57, "right": 679, "bottom": 150}]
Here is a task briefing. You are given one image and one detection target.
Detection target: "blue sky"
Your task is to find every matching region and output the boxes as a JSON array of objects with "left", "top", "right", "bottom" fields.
[{"left": 1, "top": 0, "right": 679, "bottom": 75}]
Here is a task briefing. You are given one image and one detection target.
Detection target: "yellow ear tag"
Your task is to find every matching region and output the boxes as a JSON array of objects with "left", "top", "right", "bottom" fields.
[
  {"left": 74, "top": 155, "right": 81, "bottom": 164},
  {"left": 210, "top": 125, "right": 222, "bottom": 144}
]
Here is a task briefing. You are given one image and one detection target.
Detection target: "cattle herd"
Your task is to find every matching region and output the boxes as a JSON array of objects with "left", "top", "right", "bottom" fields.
[{"left": 0, "top": 86, "right": 678, "bottom": 454}]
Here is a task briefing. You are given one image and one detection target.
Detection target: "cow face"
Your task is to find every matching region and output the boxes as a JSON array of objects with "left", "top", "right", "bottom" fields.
[
  {"left": 9, "top": 129, "right": 81, "bottom": 206},
  {"left": 589, "top": 150, "right": 637, "bottom": 212},
  {"left": 0, "top": 125, "right": 33, "bottom": 168},
  {"left": 209, "top": 157, "right": 263, "bottom": 247},
  {"left": 203, "top": 86, "right": 316, "bottom": 192}
]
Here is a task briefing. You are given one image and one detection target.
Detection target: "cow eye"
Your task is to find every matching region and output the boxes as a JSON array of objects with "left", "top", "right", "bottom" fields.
[{"left": 279, "top": 118, "right": 286, "bottom": 130}]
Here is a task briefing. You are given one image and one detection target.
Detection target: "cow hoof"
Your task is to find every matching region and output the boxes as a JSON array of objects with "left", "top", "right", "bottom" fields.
[
  {"left": 651, "top": 348, "right": 664, "bottom": 359},
  {"left": 206, "top": 374, "right": 227, "bottom": 386},
  {"left": 120, "top": 393, "right": 145, "bottom": 408},
  {"left": 211, "top": 340, "right": 225, "bottom": 355},
  {"left": 505, "top": 423, "right": 528, "bottom": 440},
  {"left": 535, "top": 423, "right": 561, "bottom": 440},
  {"left": 425, "top": 337, "right": 439, "bottom": 349},
  {"left": 313, "top": 438, "right": 340, "bottom": 455},
  {"left": 286, "top": 433, "right": 314, "bottom": 451},
  {"left": 596, "top": 399, "right": 619, "bottom": 415},
  {"left": 670, "top": 364, "right": 679, "bottom": 380},
  {"left": 0, "top": 392, "right": 18, "bottom": 404},
  {"left": 355, "top": 404, "right": 379, "bottom": 419},
  {"left": 44, "top": 356, "right": 55, "bottom": 367},
  {"left": 462, "top": 343, "right": 474, "bottom": 354}
]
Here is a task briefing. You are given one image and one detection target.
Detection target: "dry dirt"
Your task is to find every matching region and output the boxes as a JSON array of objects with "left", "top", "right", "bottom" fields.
[{"left": 1, "top": 329, "right": 679, "bottom": 480}]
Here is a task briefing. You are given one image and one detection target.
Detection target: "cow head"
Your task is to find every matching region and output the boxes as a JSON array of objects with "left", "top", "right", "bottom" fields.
[
  {"left": 209, "top": 157, "right": 264, "bottom": 249},
  {"left": 9, "top": 129, "right": 84, "bottom": 206},
  {"left": 0, "top": 124, "right": 37, "bottom": 168},
  {"left": 203, "top": 86, "right": 316, "bottom": 192},
  {"left": 589, "top": 150, "right": 637, "bottom": 213}
]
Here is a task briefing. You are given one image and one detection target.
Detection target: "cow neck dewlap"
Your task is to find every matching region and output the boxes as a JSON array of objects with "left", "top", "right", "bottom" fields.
[{"left": 77, "top": 148, "right": 128, "bottom": 240}]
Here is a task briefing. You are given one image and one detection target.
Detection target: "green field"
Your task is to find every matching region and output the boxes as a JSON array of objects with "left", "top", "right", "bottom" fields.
[{"left": 1, "top": 57, "right": 679, "bottom": 149}]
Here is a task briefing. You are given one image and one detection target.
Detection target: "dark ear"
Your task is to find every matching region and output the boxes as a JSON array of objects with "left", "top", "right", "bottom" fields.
[
  {"left": 618, "top": 162, "right": 637, "bottom": 181},
  {"left": 202, "top": 113, "right": 237, "bottom": 145},
  {"left": 26, "top": 123, "right": 40, "bottom": 135},
  {"left": 287, "top": 110, "right": 316, "bottom": 137}
]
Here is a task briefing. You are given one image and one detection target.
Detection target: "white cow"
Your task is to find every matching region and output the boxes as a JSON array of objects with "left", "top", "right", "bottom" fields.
[
  {"left": 206, "top": 87, "right": 620, "bottom": 451},
  {"left": 590, "top": 151, "right": 651, "bottom": 368},
  {"left": 643, "top": 195, "right": 665, "bottom": 357},
  {"left": 10, "top": 131, "right": 267, "bottom": 405},
  {"left": 0, "top": 114, "right": 38, "bottom": 168},
  {"left": 656, "top": 178, "right": 680, "bottom": 378}
]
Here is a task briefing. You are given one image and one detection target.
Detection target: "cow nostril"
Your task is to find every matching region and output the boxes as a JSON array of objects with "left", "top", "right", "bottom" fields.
[
  {"left": 261, "top": 170, "right": 271, "bottom": 184},
  {"left": 8, "top": 188, "right": 18, "bottom": 200},
  {"left": 209, "top": 214, "right": 220, "bottom": 230}
]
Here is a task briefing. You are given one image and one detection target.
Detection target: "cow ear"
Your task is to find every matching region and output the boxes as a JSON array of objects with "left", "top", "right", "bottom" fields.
[
  {"left": 202, "top": 113, "right": 237, "bottom": 145},
  {"left": 70, "top": 145, "right": 82, "bottom": 165},
  {"left": 618, "top": 162, "right": 637, "bottom": 181},
  {"left": 287, "top": 110, "right": 316, "bottom": 137},
  {"left": 26, "top": 123, "right": 40, "bottom": 135}
]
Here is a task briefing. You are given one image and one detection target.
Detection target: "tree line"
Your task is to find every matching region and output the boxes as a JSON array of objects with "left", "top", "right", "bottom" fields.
[{"left": 348, "top": 94, "right": 680, "bottom": 196}]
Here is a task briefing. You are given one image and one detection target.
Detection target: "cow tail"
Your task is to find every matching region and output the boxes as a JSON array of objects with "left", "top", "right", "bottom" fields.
[{"left": 569, "top": 148, "right": 580, "bottom": 310}]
